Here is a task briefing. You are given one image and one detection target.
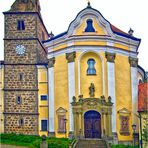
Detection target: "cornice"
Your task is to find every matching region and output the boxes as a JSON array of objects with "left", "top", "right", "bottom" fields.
[
  {"left": 45, "top": 35, "right": 139, "bottom": 53},
  {"left": 47, "top": 45, "right": 138, "bottom": 59}
]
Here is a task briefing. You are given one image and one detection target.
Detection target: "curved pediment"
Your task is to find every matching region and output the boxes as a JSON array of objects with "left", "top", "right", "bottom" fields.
[
  {"left": 43, "top": 4, "right": 141, "bottom": 53},
  {"left": 67, "top": 7, "right": 114, "bottom": 37}
]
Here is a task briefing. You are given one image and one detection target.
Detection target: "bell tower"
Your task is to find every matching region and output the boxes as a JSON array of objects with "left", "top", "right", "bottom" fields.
[{"left": 3, "top": 0, "right": 48, "bottom": 134}]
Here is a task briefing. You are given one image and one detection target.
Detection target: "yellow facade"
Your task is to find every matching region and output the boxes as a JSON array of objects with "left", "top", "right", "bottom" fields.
[
  {"left": 0, "top": 64, "right": 4, "bottom": 133},
  {"left": 115, "top": 55, "right": 133, "bottom": 140},
  {"left": 43, "top": 5, "right": 141, "bottom": 143},
  {"left": 38, "top": 65, "right": 48, "bottom": 136}
]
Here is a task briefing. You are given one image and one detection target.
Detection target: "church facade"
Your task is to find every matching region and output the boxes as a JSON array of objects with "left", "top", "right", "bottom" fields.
[{"left": 0, "top": 0, "right": 146, "bottom": 144}]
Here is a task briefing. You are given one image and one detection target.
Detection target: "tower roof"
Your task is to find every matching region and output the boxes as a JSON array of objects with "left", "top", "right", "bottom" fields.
[{"left": 9, "top": 0, "right": 41, "bottom": 14}]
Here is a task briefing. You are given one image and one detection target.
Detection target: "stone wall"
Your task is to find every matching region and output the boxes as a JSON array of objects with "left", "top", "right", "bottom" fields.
[
  {"left": 4, "top": 65, "right": 37, "bottom": 89},
  {"left": 4, "top": 40, "right": 38, "bottom": 64},
  {"left": 4, "top": 114, "right": 38, "bottom": 135},
  {"left": 4, "top": 14, "right": 37, "bottom": 39},
  {"left": 4, "top": 91, "right": 38, "bottom": 113}
]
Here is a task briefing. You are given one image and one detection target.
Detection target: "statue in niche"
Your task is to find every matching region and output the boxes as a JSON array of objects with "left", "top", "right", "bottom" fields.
[{"left": 89, "top": 83, "right": 95, "bottom": 97}]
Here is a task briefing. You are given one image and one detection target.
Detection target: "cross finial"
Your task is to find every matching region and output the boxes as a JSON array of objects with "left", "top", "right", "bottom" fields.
[{"left": 87, "top": 0, "right": 91, "bottom": 8}]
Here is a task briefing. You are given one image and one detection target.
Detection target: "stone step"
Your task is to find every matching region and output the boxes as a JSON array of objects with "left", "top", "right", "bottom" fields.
[{"left": 75, "top": 139, "right": 107, "bottom": 148}]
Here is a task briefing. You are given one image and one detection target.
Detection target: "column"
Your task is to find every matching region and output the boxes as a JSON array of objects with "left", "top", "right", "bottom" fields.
[
  {"left": 105, "top": 52, "right": 116, "bottom": 133},
  {"left": 108, "top": 112, "right": 112, "bottom": 136},
  {"left": 101, "top": 113, "right": 104, "bottom": 137},
  {"left": 66, "top": 52, "right": 76, "bottom": 136},
  {"left": 48, "top": 57, "right": 55, "bottom": 137},
  {"left": 129, "top": 57, "right": 138, "bottom": 131},
  {"left": 103, "top": 113, "right": 106, "bottom": 136}
]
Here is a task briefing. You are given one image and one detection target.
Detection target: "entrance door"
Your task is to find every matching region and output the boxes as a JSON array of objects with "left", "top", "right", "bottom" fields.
[{"left": 84, "top": 110, "right": 101, "bottom": 138}]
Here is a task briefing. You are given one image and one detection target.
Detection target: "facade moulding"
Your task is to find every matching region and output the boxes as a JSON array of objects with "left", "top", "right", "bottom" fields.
[{"left": 48, "top": 57, "right": 55, "bottom": 68}]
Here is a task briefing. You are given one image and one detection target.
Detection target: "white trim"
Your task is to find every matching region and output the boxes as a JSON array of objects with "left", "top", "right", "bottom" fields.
[
  {"left": 44, "top": 7, "right": 140, "bottom": 51},
  {"left": 45, "top": 36, "right": 139, "bottom": 53},
  {"left": 68, "top": 62, "right": 75, "bottom": 132},
  {"left": 107, "top": 62, "right": 116, "bottom": 133},
  {"left": 131, "top": 67, "right": 138, "bottom": 130},
  {"left": 48, "top": 67, "right": 55, "bottom": 133},
  {"left": 48, "top": 46, "right": 137, "bottom": 59},
  {"left": 77, "top": 50, "right": 105, "bottom": 96}
]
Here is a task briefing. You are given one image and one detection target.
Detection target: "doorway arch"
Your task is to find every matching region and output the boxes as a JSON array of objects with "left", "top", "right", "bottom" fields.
[{"left": 84, "top": 110, "right": 101, "bottom": 138}]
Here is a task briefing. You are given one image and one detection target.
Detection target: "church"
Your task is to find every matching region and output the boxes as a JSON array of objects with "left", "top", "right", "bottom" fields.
[{"left": 0, "top": 0, "right": 147, "bottom": 145}]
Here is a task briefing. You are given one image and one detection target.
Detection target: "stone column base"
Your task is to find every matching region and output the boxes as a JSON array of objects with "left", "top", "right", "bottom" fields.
[
  {"left": 48, "top": 132, "right": 55, "bottom": 137},
  {"left": 112, "top": 132, "right": 118, "bottom": 144},
  {"left": 69, "top": 131, "right": 74, "bottom": 139}
]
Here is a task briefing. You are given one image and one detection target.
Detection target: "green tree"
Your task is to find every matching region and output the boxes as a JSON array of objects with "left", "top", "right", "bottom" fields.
[{"left": 142, "top": 122, "right": 148, "bottom": 142}]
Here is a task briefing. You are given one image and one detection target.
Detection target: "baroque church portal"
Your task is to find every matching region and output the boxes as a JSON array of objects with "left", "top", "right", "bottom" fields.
[{"left": 0, "top": 0, "right": 145, "bottom": 145}]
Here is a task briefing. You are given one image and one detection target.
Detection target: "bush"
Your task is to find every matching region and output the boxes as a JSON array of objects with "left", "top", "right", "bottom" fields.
[
  {"left": 0, "top": 133, "right": 41, "bottom": 147},
  {"left": 0, "top": 133, "right": 73, "bottom": 148},
  {"left": 47, "top": 137, "right": 72, "bottom": 148}
]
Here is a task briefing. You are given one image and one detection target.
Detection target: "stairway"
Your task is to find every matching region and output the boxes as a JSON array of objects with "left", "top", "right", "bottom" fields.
[{"left": 75, "top": 139, "right": 107, "bottom": 148}]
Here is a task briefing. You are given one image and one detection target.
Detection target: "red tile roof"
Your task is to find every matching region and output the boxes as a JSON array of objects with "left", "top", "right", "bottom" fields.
[{"left": 138, "top": 83, "right": 148, "bottom": 112}]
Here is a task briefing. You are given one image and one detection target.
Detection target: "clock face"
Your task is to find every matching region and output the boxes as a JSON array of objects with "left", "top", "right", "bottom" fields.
[{"left": 15, "top": 44, "right": 26, "bottom": 55}]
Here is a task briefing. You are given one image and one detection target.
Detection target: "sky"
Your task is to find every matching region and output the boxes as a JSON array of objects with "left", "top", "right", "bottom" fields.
[{"left": 0, "top": 0, "right": 147, "bottom": 71}]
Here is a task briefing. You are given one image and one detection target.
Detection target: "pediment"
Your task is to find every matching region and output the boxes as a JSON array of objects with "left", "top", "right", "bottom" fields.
[
  {"left": 67, "top": 7, "right": 115, "bottom": 37},
  {"left": 118, "top": 108, "right": 131, "bottom": 114},
  {"left": 56, "top": 107, "right": 67, "bottom": 113}
]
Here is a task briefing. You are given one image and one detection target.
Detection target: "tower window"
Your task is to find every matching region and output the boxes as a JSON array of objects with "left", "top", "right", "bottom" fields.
[
  {"left": 40, "top": 95, "right": 48, "bottom": 101},
  {"left": 85, "top": 19, "right": 95, "bottom": 32},
  {"left": 87, "top": 59, "right": 96, "bottom": 75},
  {"left": 16, "top": 96, "right": 22, "bottom": 105},
  {"left": 17, "top": 20, "right": 25, "bottom": 30},
  {"left": 41, "top": 120, "right": 48, "bottom": 131},
  {"left": 19, "top": 118, "right": 24, "bottom": 126},
  {"left": 19, "top": 74, "right": 24, "bottom": 81},
  {"left": 21, "top": 0, "right": 28, "bottom": 3}
]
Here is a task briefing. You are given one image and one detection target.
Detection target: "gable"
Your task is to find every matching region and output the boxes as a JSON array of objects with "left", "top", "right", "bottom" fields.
[
  {"left": 67, "top": 7, "right": 114, "bottom": 37},
  {"left": 74, "top": 17, "right": 106, "bottom": 36}
]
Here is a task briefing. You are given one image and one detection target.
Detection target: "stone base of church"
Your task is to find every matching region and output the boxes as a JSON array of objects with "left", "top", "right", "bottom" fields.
[
  {"left": 48, "top": 132, "right": 55, "bottom": 137},
  {"left": 69, "top": 131, "right": 74, "bottom": 139},
  {"left": 112, "top": 132, "right": 118, "bottom": 145}
]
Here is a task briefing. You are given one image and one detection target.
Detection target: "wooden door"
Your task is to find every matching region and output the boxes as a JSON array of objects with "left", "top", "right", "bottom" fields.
[{"left": 84, "top": 110, "right": 101, "bottom": 138}]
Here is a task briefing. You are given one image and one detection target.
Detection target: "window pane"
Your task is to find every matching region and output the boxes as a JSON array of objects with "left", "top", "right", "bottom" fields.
[
  {"left": 22, "top": 21, "right": 25, "bottom": 30},
  {"left": 17, "top": 20, "right": 21, "bottom": 30},
  {"left": 41, "top": 95, "right": 48, "bottom": 100},
  {"left": 58, "top": 115, "right": 65, "bottom": 132},
  {"left": 87, "top": 59, "right": 96, "bottom": 75},
  {"left": 17, "top": 96, "right": 21, "bottom": 104},
  {"left": 41, "top": 120, "right": 48, "bottom": 131}
]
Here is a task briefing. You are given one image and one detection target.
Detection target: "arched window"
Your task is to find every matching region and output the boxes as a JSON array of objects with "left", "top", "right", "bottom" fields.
[
  {"left": 87, "top": 59, "right": 96, "bottom": 75},
  {"left": 85, "top": 19, "right": 95, "bottom": 32}
]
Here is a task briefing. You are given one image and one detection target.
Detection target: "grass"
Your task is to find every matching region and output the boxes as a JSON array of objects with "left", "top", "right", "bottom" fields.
[{"left": 0, "top": 133, "right": 73, "bottom": 148}]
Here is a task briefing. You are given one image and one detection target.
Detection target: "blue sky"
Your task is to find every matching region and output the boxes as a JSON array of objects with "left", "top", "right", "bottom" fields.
[{"left": 0, "top": 0, "right": 147, "bottom": 71}]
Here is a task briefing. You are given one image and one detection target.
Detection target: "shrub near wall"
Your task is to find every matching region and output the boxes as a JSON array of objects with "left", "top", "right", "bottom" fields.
[{"left": 0, "top": 133, "right": 73, "bottom": 148}]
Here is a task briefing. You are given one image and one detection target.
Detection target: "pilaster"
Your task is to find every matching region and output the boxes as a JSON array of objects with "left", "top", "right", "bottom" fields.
[
  {"left": 66, "top": 52, "right": 76, "bottom": 137},
  {"left": 105, "top": 52, "right": 116, "bottom": 133},
  {"left": 48, "top": 57, "right": 55, "bottom": 136},
  {"left": 129, "top": 57, "right": 138, "bottom": 131}
]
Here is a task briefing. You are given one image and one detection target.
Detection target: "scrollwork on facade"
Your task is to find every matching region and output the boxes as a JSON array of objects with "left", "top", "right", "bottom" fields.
[
  {"left": 66, "top": 52, "right": 76, "bottom": 63},
  {"left": 129, "top": 57, "right": 138, "bottom": 67},
  {"left": 105, "top": 52, "right": 116, "bottom": 63},
  {"left": 48, "top": 57, "right": 55, "bottom": 68}
]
